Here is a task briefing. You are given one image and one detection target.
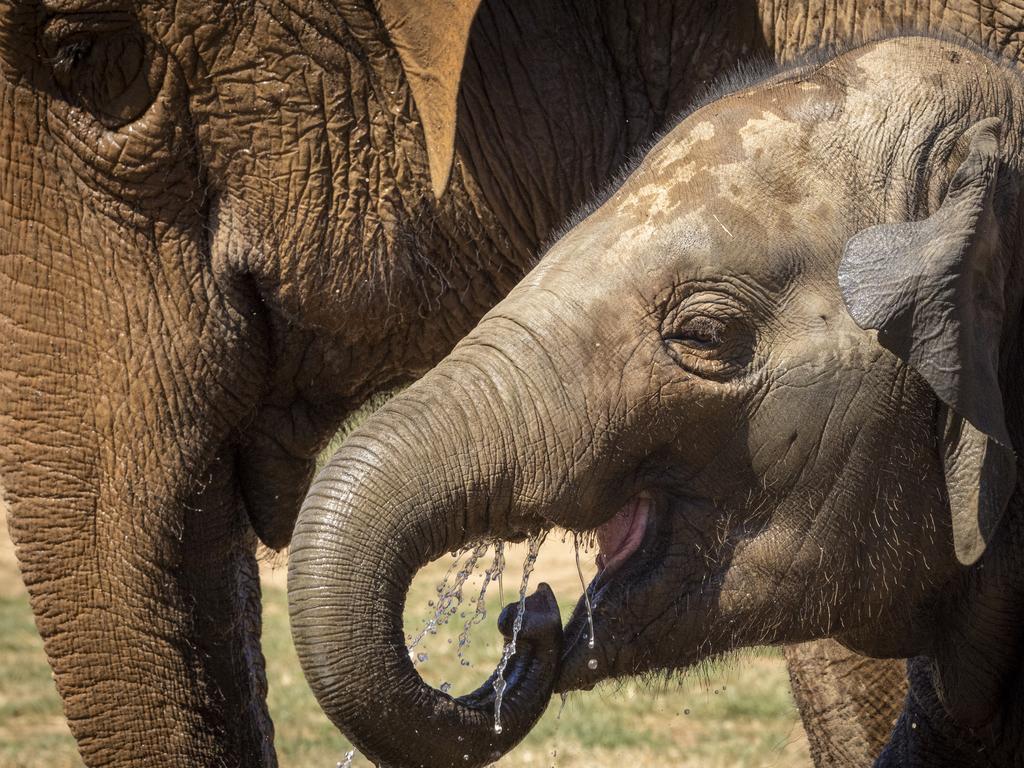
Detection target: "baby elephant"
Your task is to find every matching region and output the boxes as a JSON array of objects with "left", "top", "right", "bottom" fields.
[{"left": 290, "top": 35, "right": 1023, "bottom": 767}]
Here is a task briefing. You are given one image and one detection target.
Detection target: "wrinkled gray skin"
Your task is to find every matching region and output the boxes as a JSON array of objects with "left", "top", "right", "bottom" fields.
[{"left": 290, "top": 36, "right": 1024, "bottom": 768}]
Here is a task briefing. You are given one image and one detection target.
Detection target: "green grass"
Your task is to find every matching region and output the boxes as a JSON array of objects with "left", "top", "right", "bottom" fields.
[
  {"left": 0, "top": 595, "right": 85, "bottom": 768},
  {"left": 0, "top": 531, "right": 809, "bottom": 768}
]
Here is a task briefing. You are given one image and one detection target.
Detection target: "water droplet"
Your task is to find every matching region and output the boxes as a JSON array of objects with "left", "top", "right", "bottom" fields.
[
  {"left": 440, "top": 543, "right": 507, "bottom": 667},
  {"left": 408, "top": 543, "right": 489, "bottom": 653},
  {"left": 714, "top": 689, "right": 719, "bottom": 695},
  {"left": 683, "top": 708, "right": 690, "bottom": 715},
  {"left": 587, "top": 658, "right": 598, "bottom": 670},
  {"left": 417, "top": 652, "right": 428, "bottom": 663},
  {"left": 337, "top": 749, "right": 355, "bottom": 768},
  {"left": 911, "top": 722, "right": 917, "bottom": 729},
  {"left": 440, "top": 682, "right": 451, "bottom": 694}
]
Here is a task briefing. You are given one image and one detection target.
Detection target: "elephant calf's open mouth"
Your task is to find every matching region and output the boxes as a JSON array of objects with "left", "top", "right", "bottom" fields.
[
  {"left": 595, "top": 493, "right": 652, "bottom": 573},
  {"left": 556, "top": 492, "right": 686, "bottom": 693}
]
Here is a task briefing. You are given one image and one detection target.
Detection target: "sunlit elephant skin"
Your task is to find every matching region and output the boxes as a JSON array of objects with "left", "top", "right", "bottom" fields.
[
  {"left": 6, "top": 0, "right": 1024, "bottom": 764},
  {"left": 291, "top": 36, "right": 1024, "bottom": 768}
]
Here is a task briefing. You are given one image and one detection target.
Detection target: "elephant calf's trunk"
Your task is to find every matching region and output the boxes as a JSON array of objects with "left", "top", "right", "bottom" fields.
[{"left": 287, "top": 396, "right": 562, "bottom": 768}]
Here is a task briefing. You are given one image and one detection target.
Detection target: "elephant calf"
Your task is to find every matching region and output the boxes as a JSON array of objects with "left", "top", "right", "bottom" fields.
[{"left": 290, "top": 35, "right": 1024, "bottom": 767}]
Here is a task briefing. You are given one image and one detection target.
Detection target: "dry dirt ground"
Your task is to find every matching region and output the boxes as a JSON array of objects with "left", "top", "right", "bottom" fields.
[{"left": 1, "top": 499, "right": 811, "bottom": 767}]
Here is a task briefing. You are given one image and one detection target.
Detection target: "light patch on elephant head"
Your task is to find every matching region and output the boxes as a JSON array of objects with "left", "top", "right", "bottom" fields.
[
  {"left": 617, "top": 121, "right": 717, "bottom": 218},
  {"left": 646, "top": 120, "right": 716, "bottom": 174},
  {"left": 605, "top": 121, "right": 719, "bottom": 247},
  {"left": 620, "top": 160, "right": 698, "bottom": 220},
  {"left": 737, "top": 110, "right": 800, "bottom": 156},
  {"left": 606, "top": 204, "right": 712, "bottom": 258}
]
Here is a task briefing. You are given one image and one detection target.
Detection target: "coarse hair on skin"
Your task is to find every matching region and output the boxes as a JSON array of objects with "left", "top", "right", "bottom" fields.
[{"left": 533, "top": 28, "right": 1024, "bottom": 267}]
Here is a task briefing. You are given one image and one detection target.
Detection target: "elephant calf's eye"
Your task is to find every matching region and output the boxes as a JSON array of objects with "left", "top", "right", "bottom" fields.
[
  {"left": 661, "top": 302, "right": 754, "bottom": 379},
  {"left": 669, "top": 316, "right": 725, "bottom": 350}
]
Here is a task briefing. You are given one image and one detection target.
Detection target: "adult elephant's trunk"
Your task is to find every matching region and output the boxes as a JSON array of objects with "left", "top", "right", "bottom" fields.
[{"left": 288, "top": 327, "right": 579, "bottom": 767}]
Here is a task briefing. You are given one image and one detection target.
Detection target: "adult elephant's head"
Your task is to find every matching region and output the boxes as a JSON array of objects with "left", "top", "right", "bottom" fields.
[{"left": 291, "top": 35, "right": 1024, "bottom": 766}]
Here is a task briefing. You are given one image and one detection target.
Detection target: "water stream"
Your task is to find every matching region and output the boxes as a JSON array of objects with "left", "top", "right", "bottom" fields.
[
  {"left": 492, "top": 531, "right": 547, "bottom": 734},
  {"left": 573, "top": 533, "right": 596, "bottom": 650},
  {"left": 455, "top": 542, "right": 506, "bottom": 664}
]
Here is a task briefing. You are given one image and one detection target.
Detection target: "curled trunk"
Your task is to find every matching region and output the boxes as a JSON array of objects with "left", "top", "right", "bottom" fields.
[{"left": 287, "top": 354, "right": 565, "bottom": 767}]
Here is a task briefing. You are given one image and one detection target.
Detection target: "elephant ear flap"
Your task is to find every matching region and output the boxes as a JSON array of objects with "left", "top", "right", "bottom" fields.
[
  {"left": 376, "top": 0, "right": 483, "bottom": 198},
  {"left": 838, "top": 117, "right": 1017, "bottom": 565}
]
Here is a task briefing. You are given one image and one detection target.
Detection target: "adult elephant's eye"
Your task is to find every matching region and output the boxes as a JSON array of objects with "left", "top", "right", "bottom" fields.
[{"left": 42, "top": 13, "right": 162, "bottom": 128}]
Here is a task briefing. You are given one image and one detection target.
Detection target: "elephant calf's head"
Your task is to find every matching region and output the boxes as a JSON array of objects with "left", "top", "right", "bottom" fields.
[
  {"left": 290, "top": 35, "right": 1024, "bottom": 767},
  {"left": 538, "top": 36, "right": 1023, "bottom": 719}
]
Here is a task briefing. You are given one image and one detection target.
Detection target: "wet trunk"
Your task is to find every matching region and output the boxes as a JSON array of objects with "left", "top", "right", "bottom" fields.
[{"left": 288, "top": 345, "right": 570, "bottom": 768}]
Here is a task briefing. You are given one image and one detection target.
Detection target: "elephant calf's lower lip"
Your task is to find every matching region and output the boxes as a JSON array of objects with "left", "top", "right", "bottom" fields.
[{"left": 595, "top": 494, "right": 651, "bottom": 574}]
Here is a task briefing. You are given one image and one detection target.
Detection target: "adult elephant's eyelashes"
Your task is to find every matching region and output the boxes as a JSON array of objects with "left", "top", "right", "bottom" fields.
[
  {"left": 50, "top": 38, "right": 93, "bottom": 75},
  {"left": 41, "top": 13, "right": 161, "bottom": 128}
]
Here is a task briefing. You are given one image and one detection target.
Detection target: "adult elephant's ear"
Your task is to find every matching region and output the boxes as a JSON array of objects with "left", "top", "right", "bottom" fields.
[
  {"left": 376, "top": 0, "right": 483, "bottom": 198},
  {"left": 838, "top": 117, "right": 1017, "bottom": 565}
]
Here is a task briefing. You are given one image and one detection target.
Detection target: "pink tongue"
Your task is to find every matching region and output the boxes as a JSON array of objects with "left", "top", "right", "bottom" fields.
[{"left": 595, "top": 495, "right": 651, "bottom": 573}]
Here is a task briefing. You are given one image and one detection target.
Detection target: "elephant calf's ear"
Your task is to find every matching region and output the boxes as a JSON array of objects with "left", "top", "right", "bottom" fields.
[
  {"left": 838, "top": 117, "right": 1017, "bottom": 565},
  {"left": 376, "top": 0, "right": 483, "bottom": 198}
]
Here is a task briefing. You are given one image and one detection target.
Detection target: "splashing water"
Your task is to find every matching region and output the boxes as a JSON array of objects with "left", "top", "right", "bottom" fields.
[
  {"left": 455, "top": 542, "right": 506, "bottom": 663},
  {"left": 337, "top": 749, "right": 355, "bottom": 768},
  {"left": 548, "top": 693, "right": 568, "bottom": 767},
  {"left": 407, "top": 543, "right": 490, "bottom": 652},
  {"left": 492, "top": 531, "right": 547, "bottom": 734},
  {"left": 573, "top": 533, "right": 596, "bottom": 650}
]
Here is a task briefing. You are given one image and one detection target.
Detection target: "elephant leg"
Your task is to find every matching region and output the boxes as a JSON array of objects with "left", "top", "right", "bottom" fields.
[{"left": 786, "top": 640, "right": 907, "bottom": 766}]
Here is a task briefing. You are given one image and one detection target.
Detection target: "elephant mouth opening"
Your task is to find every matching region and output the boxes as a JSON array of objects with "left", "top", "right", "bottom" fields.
[
  {"left": 555, "top": 492, "right": 673, "bottom": 686},
  {"left": 595, "top": 493, "right": 651, "bottom": 574}
]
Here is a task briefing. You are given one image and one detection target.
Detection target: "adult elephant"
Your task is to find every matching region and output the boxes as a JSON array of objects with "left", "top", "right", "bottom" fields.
[
  {"left": 290, "top": 35, "right": 1024, "bottom": 768},
  {"left": 0, "top": 1, "right": 1017, "bottom": 765}
]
